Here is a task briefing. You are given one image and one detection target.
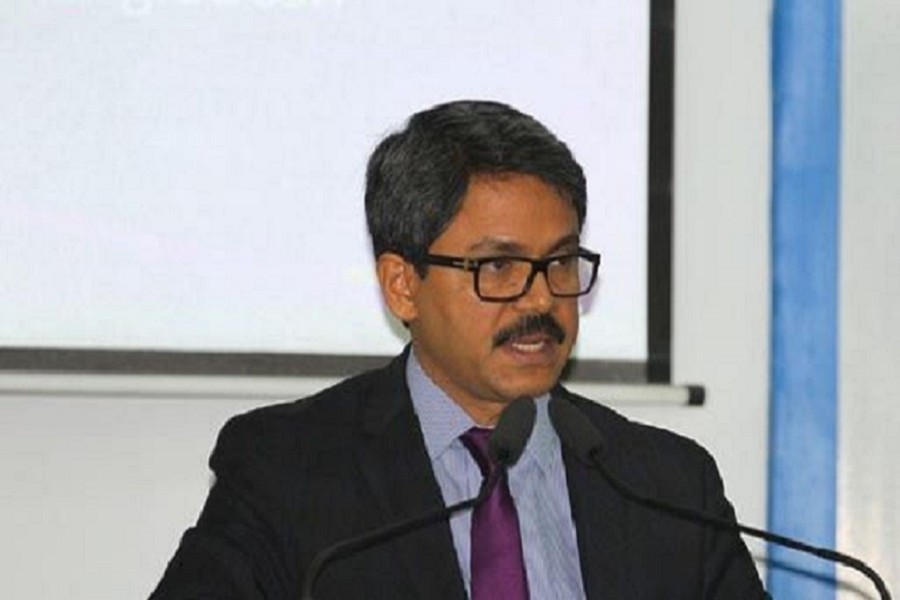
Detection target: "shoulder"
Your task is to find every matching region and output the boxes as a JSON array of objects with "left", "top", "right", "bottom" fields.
[
  {"left": 558, "top": 386, "right": 709, "bottom": 453},
  {"left": 555, "top": 388, "right": 766, "bottom": 596},
  {"left": 555, "top": 386, "right": 719, "bottom": 496},
  {"left": 211, "top": 354, "right": 406, "bottom": 469}
]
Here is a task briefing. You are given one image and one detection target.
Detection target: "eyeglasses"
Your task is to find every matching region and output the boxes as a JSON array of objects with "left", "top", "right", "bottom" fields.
[{"left": 422, "top": 248, "right": 601, "bottom": 302}]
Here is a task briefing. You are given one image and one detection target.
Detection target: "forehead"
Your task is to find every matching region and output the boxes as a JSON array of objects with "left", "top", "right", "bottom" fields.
[{"left": 434, "top": 173, "right": 580, "bottom": 254}]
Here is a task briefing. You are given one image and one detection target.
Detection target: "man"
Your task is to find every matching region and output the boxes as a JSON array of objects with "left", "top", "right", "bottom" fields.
[{"left": 151, "top": 100, "right": 767, "bottom": 599}]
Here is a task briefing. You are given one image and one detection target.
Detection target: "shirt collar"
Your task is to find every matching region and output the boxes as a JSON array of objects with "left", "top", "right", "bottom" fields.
[{"left": 406, "top": 349, "right": 558, "bottom": 476}]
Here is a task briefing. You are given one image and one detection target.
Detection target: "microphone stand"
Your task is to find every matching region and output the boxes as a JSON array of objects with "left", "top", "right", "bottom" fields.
[
  {"left": 549, "top": 395, "right": 892, "bottom": 600},
  {"left": 299, "top": 468, "right": 502, "bottom": 600},
  {"left": 301, "top": 396, "right": 535, "bottom": 600},
  {"left": 588, "top": 447, "right": 892, "bottom": 600}
]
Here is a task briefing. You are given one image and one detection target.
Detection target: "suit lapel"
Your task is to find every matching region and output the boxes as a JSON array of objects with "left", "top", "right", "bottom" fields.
[
  {"left": 564, "top": 443, "right": 633, "bottom": 600},
  {"left": 557, "top": 389, "right": 636, "bottom": 600},
  {"left": 355, "top": 352, "right": 467, "bottom": 600}
]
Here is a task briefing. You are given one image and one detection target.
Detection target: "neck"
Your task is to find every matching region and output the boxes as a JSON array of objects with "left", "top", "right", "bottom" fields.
[{"left": 460, "top": 402, "right": 506, "bottom": 427}]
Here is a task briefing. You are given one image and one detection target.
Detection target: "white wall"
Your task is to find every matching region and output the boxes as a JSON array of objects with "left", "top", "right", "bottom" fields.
[
  {"left": 0, "top": 1, "right": 781, "bottom": 599},
  {"left": 625, "top": 0, "right": 773, "bottom": 562},
  {"left": 0, "top": 376, "right": 332, "bottom": 599},
  {"left": 839, "top": 0, "right": 900, "bottom": 596},
  {"left": 0, "top": 390, "right": 268, "bottom": 599}
]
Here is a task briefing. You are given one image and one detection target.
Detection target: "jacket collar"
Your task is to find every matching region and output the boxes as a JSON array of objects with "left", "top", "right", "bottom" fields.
[{"left": 355, "top": 347, "right": 467, "bottom": 599}]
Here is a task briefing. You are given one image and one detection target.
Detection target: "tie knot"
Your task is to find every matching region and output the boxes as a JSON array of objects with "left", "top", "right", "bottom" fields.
[{"left": 461, "top": 427, "right": 497, "bottom": 477}]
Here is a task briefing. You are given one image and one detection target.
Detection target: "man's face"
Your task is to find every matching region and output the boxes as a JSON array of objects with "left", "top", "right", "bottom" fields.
[{"left": 404, "top": 173, "right": 581, "bottom": 423}]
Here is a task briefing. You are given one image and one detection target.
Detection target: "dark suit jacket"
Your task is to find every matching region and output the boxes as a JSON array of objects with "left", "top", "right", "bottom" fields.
[{"left": 150, "top": 351, "right": 767, "bottom": 600}]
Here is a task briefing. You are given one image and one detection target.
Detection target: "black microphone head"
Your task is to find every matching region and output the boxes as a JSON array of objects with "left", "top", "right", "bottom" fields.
[
  {"left": 488, "top": 397, "right": 536, "bottom": 467},
  {"left": 548, "top": 397, "right": 606, "bottom": 464}
]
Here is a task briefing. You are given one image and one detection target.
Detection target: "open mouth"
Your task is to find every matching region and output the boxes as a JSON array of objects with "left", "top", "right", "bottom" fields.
[
  {"left": 493, "top": 314, "right": 566, "bottom": 353},
  {"left": 507, "top": 333, "right": 556, "bottom": 354}
]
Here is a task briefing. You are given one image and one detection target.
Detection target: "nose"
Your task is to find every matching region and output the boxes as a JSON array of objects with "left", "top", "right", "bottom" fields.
[{"left": 514, "top": 269, "right": 555, "bottom": 312}]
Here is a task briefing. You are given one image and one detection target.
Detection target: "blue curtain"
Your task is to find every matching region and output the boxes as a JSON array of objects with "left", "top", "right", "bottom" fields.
[{"left": 769, "top": 1, "right": 841, "bottom": 598}]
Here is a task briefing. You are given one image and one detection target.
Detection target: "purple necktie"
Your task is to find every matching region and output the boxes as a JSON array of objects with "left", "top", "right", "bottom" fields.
[{"left": 461, "top": 427, "right": 530, "bottom": 600}]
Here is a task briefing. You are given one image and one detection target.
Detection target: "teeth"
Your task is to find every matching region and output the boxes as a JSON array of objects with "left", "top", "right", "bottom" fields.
[{"left": 511, "top": 340, "right": 545, "bottom": 353}]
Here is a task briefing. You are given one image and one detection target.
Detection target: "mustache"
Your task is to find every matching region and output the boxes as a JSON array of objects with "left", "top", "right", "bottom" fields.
[{"left": 493, "top": 313, "right": 566, "bottom": 348}]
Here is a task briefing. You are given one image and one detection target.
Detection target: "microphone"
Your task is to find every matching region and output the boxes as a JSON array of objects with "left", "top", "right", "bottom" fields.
[
  {"left": 299, "top": 397, "right": 537, "bottom": 600},
  {"left": 548, "top": 397, "right": 893, "bottom": 600}
]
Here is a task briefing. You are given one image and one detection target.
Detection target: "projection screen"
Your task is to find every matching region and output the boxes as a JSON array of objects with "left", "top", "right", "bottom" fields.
[{"left": 0, "top": 0, "right": 673, "bottom": 382}]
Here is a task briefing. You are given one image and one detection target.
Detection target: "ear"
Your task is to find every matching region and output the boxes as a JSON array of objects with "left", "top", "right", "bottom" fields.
[{"left": 376, "top": 253, "right": 420, "bottom": 323}]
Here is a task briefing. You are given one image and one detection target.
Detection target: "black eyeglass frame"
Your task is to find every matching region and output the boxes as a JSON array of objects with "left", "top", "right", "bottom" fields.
[{"left": 422, "top": 247, "right": 601, "bottom": 303}]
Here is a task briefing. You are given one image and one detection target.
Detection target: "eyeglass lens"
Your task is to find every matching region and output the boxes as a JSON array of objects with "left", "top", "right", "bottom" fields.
[{"left": 477, "top": 255, "right": 595, "bottom": 299}]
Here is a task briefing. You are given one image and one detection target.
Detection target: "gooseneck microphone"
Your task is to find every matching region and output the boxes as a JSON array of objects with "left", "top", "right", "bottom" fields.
[
  {"left": 548, "top": 397, "right": 893, "bottom": 600},
  {"left": 299, "top": 397, "right": 537, "bottom": 600}
]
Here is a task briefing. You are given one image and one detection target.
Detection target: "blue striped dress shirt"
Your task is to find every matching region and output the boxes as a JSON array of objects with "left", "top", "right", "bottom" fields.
[{"left": 407, "top": 351, "right": 587, "bottom": 599}]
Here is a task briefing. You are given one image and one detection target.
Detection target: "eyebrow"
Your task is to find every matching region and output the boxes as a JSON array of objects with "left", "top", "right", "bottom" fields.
[{"left": 466, "top": 233, "right": 580, "bottom": 256}]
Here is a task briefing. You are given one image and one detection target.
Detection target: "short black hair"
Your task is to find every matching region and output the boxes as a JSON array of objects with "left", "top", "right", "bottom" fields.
[{"left": 365, "top": 100, "right": 587, "bottom": 274}]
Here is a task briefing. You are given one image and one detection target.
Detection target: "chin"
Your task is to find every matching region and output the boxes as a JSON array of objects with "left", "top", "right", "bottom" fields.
[{"left": 496, "top": 377, "right": 557, "bottom": 402}]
